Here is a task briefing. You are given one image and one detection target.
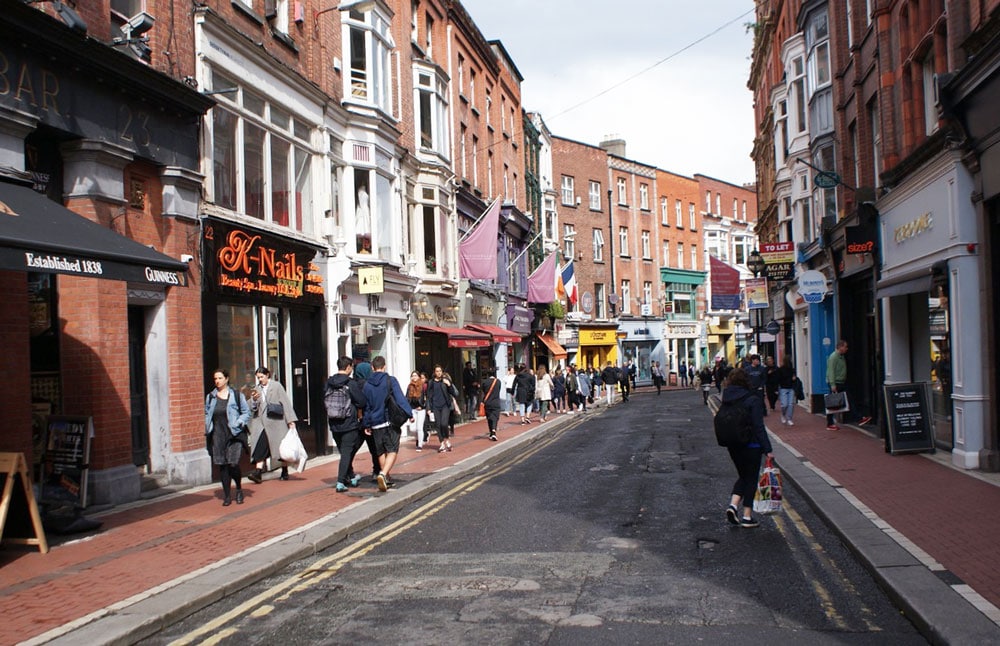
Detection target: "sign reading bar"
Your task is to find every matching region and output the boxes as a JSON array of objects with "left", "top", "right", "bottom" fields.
[
  {"left": 203, "top": 218, "right": 325, "bottom": 306},
  {"left": 884, "top": 383, "right": 935, "bottom": 455}
]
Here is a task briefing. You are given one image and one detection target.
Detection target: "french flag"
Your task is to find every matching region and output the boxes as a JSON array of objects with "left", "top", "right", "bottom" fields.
[{"left": 561, "top": 260, "right": 577, "bottom": 306}]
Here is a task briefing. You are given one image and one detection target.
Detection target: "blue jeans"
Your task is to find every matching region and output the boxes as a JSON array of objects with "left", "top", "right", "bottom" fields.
[{"left": 779, "top": 388, "right": 795, "bottom": 421}]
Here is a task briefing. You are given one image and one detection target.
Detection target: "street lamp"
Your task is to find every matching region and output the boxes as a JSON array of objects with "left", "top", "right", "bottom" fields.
[{"left": 746, "top": 249, "right": 766, "bottom": 355}]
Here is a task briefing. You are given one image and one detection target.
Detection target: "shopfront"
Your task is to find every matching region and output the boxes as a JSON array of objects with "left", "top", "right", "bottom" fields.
[
  {"left": 201, "top": 217, "right": 326, "bottom": 451},
  {"left": 577, "top": 325, "right": 619, "bottom": 370},
  {"left": 877, "top": 153, "right": 983, "bottom": 468},
  {"left": 664, "top": 320, "right": 701, "bottom": 379},
  {"left": 619, "top": 319, "right": 663, "bottom": 385},
  {"left": 413, "top": 295, "right": 491, "bottom": 380},
  {"left": 505, "top": 303, "right": 534, "bottom": 368}
]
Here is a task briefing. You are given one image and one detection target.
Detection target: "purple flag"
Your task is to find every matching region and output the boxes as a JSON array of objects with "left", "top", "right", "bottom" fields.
[
  {"left": 527, "top": 252, "right": 558, "bottom": 303},
  {"left": 459, "top": 199, "right": 500, "bottom": 280}
]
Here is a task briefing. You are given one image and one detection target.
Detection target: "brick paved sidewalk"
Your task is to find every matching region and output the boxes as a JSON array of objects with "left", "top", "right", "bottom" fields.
[
  {"left": 0, "top": 412, "right": 550, "bottom": 645},
  {"left": 766, "top": 404, "right": 1000, "bottom": 621}
]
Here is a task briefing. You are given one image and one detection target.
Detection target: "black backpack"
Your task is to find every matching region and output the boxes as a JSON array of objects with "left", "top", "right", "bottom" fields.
[
  {"left": 714, "top": 394, "right": 754, "bottom": 447},
  {"left": 324, "top": 383, "right": 354, "bottom": 420}
]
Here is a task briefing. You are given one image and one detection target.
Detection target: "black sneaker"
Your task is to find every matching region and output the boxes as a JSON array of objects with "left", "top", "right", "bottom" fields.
[
  {"left": 740, "top": 516, "right": 760, "bottom": 528},
  {"left": 489, "top": 433, "right": 497, "bottom": 441},
  {"left": 858, "top": 416, "right": 872, "bottom": 426},
  {"left": 376, "top": 473, "right": 388, "bottom": 492},
  {"left": 726, "top": 505, "right": 738, "bottom": 525}
]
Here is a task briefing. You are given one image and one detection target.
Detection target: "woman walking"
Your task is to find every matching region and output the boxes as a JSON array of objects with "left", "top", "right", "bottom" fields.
[
  {"left": 513, "top": 364, "right": 535, "bottom": 424},
  {"left": 426, "top": 364, "right": 455, "bottom": 452},
  {"left": 551, "top": 368, "right": 566, "bottom": 413},
  {"left": 777, "top": 355, "right": 797, "bottom": 425},
  {"left": 480, "top": 368, "right": 503, "bottom": 441},
  {"left": 405, "top": 370, "right": 427, "bottom": 450},
  {"left": 205, "top": 369, "right": 252, "bottom": 506},
  {"left": 535, "top": 365, "right": 554, "bottom": 421},
  {"left": 721, "top": 368, "right": 773, "bottom": 528},
  {"left": 247, "top": 367, "right": 299, "bottom": 483}
]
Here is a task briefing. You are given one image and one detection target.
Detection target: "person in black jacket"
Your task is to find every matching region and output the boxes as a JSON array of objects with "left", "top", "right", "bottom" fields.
[
  {"left": 480, "top": 368, "right": 503, "bottom": 440},
  {"left": 720, "top": 368, "right": 773, "bottom": 528},
  {"left": 325, "top": 356, "right": 368, "bottom": 493},
  {"left": 426, "top": 364, "right": 456, "bottom": 452},
  {"left": 513, "top": 364, "right": 535, "bottom": 424}
]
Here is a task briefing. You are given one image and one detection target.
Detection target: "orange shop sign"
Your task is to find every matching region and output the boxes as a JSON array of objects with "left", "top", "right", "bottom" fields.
[{"left": 203, "top": 218, "right": 324, "bottom": 305}]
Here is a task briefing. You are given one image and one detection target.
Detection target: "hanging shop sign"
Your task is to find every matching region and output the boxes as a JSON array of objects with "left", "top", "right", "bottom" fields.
[
  {"left": 203, "top": 218, "right": 324, "bottom": 306},
  {"left": 846, "top": 225, "right": 877, "bottom": 254},
  {"left": 797, "top": 270, "right": 828, "bottom": 303},
  {"left": 358, "top": 266, "right": 384, "bottom": 294}
]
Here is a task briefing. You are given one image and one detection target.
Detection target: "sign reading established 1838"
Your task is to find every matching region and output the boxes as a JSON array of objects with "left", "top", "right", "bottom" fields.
[
  {"left": 203, "top": 218, "right": 325, "bottom": 306},
  {"left": 884, "top": 383, "right": 935, "bottom": 455}
]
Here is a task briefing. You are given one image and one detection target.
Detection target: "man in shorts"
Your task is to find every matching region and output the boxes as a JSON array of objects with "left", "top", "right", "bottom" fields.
[{"left": 362, "top": 356, "right": 412, "bottom": 492}]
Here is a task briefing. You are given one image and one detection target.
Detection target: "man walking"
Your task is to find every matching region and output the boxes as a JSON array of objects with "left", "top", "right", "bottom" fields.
[
  {"left": 325, "top": 356, "right": 368, "bottom": 493},
  {"left": 825, "top": 340, "right": 872, "bottom": 430},
  {"left": 362, "top": 356, "right": 412, "bottom": 492},
  {"left": 601, "top": 361, "right": 617, "bottom": 406},
  {"left": 462, "top": 361, "right": 479, "bottom": 421}
]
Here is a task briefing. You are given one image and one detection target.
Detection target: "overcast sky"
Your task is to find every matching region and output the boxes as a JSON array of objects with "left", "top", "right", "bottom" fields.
[{"left": 460, "top": 0, "right": 758, "bottom": 186}]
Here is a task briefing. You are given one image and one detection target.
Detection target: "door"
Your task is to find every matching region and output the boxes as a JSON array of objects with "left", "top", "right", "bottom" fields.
[
  {"left": 289, "top": 309, "right": 322, "bottom": 453},
  {"left": 127, "top": 306, "right": 149, "bottom": 469}
]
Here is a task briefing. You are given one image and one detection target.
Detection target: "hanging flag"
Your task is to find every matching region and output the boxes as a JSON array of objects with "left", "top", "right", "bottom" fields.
[
  {"left": 561, "top": 260, "right": 577, "bottom": 306},
  {"left": 710, "top": 255, "right": 741, "bottom": 310},
  {"left": 459, "top": 199, "right": 501, "bottom": 280},
  {"left": 527, "top": 252, "right": 558, "bottom": 303}
]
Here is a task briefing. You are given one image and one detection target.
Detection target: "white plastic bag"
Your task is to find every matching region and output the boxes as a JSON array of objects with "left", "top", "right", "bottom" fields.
[
  {"left": 753, "top": 457, "right": 783, "bottom": 514},
  {"left": 279, "top": 427, "right": 308, "bottom": 472}
]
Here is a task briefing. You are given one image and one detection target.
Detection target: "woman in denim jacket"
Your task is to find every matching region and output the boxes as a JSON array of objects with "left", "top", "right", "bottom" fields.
[{"left": 205, "top": 368, "right": 252, "bottom": 506}]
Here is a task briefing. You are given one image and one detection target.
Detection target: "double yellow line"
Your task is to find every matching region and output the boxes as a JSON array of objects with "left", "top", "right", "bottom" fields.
[{"left": 169, "top": 420, "right": 577, "bottom": 645}]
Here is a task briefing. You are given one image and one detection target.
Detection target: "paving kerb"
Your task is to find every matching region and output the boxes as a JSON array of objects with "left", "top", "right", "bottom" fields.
[
  {"left": 36, "top": 412, "right": 586, "bottom": 646},
  {"left": 761, "top": 413, "right": 1000, "bottom": 644}
]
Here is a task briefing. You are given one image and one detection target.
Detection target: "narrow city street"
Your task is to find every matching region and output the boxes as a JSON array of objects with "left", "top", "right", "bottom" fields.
[{"left": 150, "top": 389, "right": 924, "bottom": 645}]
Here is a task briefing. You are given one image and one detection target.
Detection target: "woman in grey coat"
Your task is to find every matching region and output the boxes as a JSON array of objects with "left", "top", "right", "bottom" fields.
[{"left": 247, "top": 367, "right": 299, "bottom": 483}]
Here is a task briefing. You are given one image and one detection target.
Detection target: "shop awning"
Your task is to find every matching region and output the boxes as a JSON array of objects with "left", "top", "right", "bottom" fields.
[
  {"left": 0, "top": 181, "right": 188, "bottom": 285},
  {"left": 466, "top": 323, "right": 522, "bottom": 344},
  {"left": 415, "top": 325, "right": 491, "bottom": 348},
  {"left": 534, "top": 332, "right": 567, "bottom": 360}
]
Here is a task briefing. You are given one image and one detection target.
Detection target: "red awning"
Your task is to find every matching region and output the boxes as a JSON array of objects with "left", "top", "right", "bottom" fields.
[
  {"left": 534, "top": 332, "right": 567, "bottom": 360},
  {"left": 466, "top": 324, "right": 522, "bottom": 344},
  {"left": 415, "top": 325, "right": 491, "bottom": 348}
]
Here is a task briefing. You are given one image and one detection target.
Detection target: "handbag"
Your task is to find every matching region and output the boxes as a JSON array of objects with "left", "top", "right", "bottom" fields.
[
  {"left": 793, "top": 377, "right": 805, "bottom": 402},
  {"left": 478, "top": 378, "right": 498, "bottom": 417},
  {"left": 231, "top": 392, "right": 251, "bottom": 454},
  {"left": 824, "top": 391, "right": 849, "bottom": 413},
  {"left": 753, "top": 457, "right": 783, "bottom": 514},
  {"left": 265, "top": 401, "right": 285, "bottom": 419}
]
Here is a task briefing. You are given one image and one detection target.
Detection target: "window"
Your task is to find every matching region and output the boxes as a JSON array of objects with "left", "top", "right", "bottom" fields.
[
  {"left": 775, "top": 98, "right": 789, "bottom": 163},
  {"left": 484, "top": 85, "right": 492, "bottom": 126},
  {"left": 676, "top": 242, "right": 684, "bottom": 269},
  {"left": 691, "top": 244, "right": 698, "bottom": 271},
  {"left": 675, "top": 199, "right": 683, "bottom": 228},
  {"left": 469, "top": 68, "right": 476, "bottom": 109},
  {"left": 870, "top": 100, "right": 881, "bottom": 189},
  {"left": 563, "top": 224, "right": 576, "bottom": 259},
  {"left": 595, "top": 283, "right": 606, "bottom": 319},
  {"left": 660, "top": 197, "right": 669, "bottom": 225},
  {"left": 639, "top": 183, "right": 649, "bottom": 210},
  {"left": 806, "top": 12, "right": 831, "bottom": 97},
  {"left": 733, "top": 198, "right": 738, "bottom": 218},
  {"left": 503, "top": 163, "right": 509, "bottom": 199},
  {"left": 345, "top": 7, "right": 394, "bottom": 113},
  {"left": 471, "top": 136, "right": 479, "bottom": 187},
  {"left": 715, "top": 193, "right": 721, "bottom": 215},
  {"left": 593, "top": 228, "right": 604, "bottom": 261},
  {"left": 673, "top": 293, "right": 692, "bottom": 316},
  {"left": 733, "top": 236, "right": 751, "bottom": 266},
  {"left": 742, "top": 201, "right": 747, "bottom": 220},
  {"left": 208, "top": 68, "right": 315, "bottom": 234},
  {"left": 643, "top": 282, "right": 652, "bottom": 307},
  {"left": 618, "top": 226, "right": 628, "bottom": 256},
  {"left": 415, "top": 68, "right": 449, "bottom": 156},
  {"left": 589, "top": 181, "right": 601, "bottom": 210},
  {"left": 689, "top": 203, "right": 697, "bottom": 229},
  {"left": 617, "top": 177, "right": 627, "bottom": 204},
  {"left": 459, "top": 125, "right": 467, "bottom": 179},
  {"left": 816, "top": 144, "right": 837, "bottom": 219},
  {"left": 641, "top": 230, "right": 650, "bottom": 259},
  {"left": 846, "top": 0, "right": 853, "bottom": 48},
  {"left": 418, "top": 187, "right": 446, "bottom": 276},
  {"left": 791, "top": 57, "right": 806, "bottom": 133},
  {"left": 705, "top": 190, "right": 711, "bottom": 213},
  {"left": 923, "top": 52, "right": 938, "bottom": 135},
  {"left": 487, "top": 152, "right": 494, "bottom": 197},
  {"left": 662, "top": 240, "right": 669, "bottom": 267},
  {"left": 457, "top": 54, "right": 465, "bottom": 95},
  {"left": 561, "top": 176, "right": 575, "bottom": 205},
  {"left": 425, "top": 13, "right": 434, "bottom": 55},
  {"left": 500, "top": 95, "right": 506, "bottom": 131},
  {"left": 621, "top": 280, "right": 631, "bottom": 314}
]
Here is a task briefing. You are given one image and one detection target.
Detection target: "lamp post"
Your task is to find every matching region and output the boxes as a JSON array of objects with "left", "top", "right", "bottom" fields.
[{"left": 746, "top": 249, "right": 766, "bottom": 356}]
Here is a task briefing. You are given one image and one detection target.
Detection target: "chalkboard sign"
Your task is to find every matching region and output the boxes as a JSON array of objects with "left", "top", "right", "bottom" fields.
[
  {"left": 40, "top": 416, "right": 93, "bottom": 508},
  {"left": 884, "top": 383, "right": 935, "bottom": 455}
]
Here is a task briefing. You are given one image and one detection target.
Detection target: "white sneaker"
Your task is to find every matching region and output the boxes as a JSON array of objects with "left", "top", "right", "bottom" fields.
[
  {"left": 780, "top": 416, "right": 786, "bottom": 424},
  {"left": 785, "top": 420, "right": 794, "bottom": 426}
]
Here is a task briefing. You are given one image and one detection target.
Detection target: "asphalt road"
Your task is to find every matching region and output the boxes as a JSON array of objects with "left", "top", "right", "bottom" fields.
[{"left": 150, "top": 388, "right": 926, "bottom": 645}]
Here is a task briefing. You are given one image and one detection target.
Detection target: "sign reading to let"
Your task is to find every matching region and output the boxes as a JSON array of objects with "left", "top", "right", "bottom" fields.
[
  {"left": 761, "top": 241, "right": 795, "bottom": 281},
  {"left": 203, "top": 219, "right": 324, "bottom": 305}
]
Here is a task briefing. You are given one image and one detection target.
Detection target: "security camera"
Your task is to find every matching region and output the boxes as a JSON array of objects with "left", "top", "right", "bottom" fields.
[
  {"left": 180, "top": 254, "right": 194, "bottom": 263},
  {"left": 125, "top": 12, "right": 155, "bottom": 37}
]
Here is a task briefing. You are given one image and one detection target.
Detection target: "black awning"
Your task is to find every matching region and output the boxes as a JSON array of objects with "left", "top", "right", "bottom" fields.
[{"left": 0, "top": 181, "right": 188, "bottom": 286}]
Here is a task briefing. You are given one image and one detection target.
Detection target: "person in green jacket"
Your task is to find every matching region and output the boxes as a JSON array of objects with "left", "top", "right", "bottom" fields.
[{"left": 826, "top": 340, "right": 849, "bottom": 430}]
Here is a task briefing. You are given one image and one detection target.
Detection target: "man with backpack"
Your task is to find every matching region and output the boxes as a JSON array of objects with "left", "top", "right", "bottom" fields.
[
  {"left": 362, "top": 356, "right": 412, "bottom": 492},
  {"left": 715, "top": 367, "right": 772, "bottom": 528},
  {"left": 324, "top": 356, "right": 368, "bottom": 493}
]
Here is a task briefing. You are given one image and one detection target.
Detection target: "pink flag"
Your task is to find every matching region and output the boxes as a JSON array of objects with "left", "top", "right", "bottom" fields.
[
  {"left": 527, "top": 252, "right": 558, "bottom": 303},
  {"left": 459, "top": 199, "right": 500, "bottom": 280}
]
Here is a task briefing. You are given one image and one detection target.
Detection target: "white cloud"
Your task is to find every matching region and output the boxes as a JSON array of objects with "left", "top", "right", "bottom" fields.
[{"left": 460, "top": 0, "right": 757, "bottom": 184}]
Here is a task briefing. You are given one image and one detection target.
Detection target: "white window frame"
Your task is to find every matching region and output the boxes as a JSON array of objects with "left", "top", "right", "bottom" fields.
[
  {"left": 343, "top": 7, "right": 394, "bottom": 114},
  {"left": 661, "top": 197, "right": 669, "bottom": 225},
  {"left": 561, "top": 175, "right": 575, "bottom": 206},
  {"left": 563, "top": 224, "right": 576, "bottom": 259},
  {"left": 621, "top": 280, "right": 631, "bottom": 314},
  {"left": 639, "top": 183, "right": 649, "bottom": 210},
  {"left": 618, "top": 226, "right": 628, "bottom": 257},
  {"left": 617, "top": 177, "right": 627, "bottom": 205},
  {"left": 677, "top": 242, "right": 684, "bottom": 269},
  {"left": 414, "top": 66, "right": 450, "bottom": 158},
  {"left": 641, "top": 230, "right": 650, "bottom": 259},
  {"left": 589, "top": 180, "right": 601, "bottom": 210},
  {"left": 593, "top": 228, "right": 604, "bottom": 261},
  {"left": 675, "top": 199, "right": 683, "bottom": 228},
  {"left": 689, "top": 203, "right": 697, "bottom": 229}
]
